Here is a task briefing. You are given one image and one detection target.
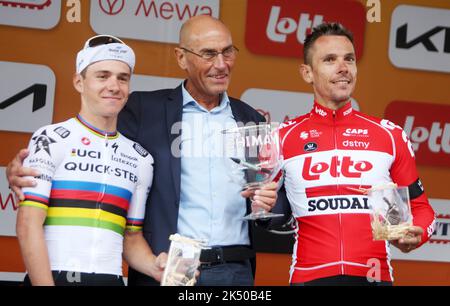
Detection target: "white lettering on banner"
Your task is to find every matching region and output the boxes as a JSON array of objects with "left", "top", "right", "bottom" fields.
[
  {"left": 403, "top": 116, "right": 450, "bottom": 154},
  {"left": 389, "top": 5, "right": 450, "bottom": 73},
  {"left": 0, "top": 167, "right": 19, "bottom": 237},
  {"left": 0, "top": 0, "right": 61, "bottom": 29},
  {"left": 90, "top": 0, "right": 219, "bottom": 44},
  {"left": 0, "top": 61, "right": 55, "bottom": 133},
  {"left": 266, "top": 6, "right": 323, "bottom": 43}
]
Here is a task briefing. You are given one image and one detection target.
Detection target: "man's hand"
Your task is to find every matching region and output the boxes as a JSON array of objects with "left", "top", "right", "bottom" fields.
[
  {"left": 241, "top": 182, "right": 278, "bottom": 213},
  {"left": 390, "top": 226, "right": 423, "bottom": 253},
  {"left": 150, "top": 252, "right": 168, "bottom": 282},
  {"left": 6, "top": 149, "right": 39, "bottom": 201}
]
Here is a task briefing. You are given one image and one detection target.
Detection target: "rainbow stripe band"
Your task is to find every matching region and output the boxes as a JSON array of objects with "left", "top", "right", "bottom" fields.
[
  {"left": 45, "top": 216, "right": 124, "bottom": 235},
  {"left": 23, "top": 192, "right": 49, "bottom": 205},
  {"left": 38, "top": 180, "right": 136, "bottom": 235},
  {"left": 75, "top": 114, "right": 119, "bottom": 139},
  {"left": 20, "top": 200, "right": 48, "bottom": 211},
  {"left": 125, "top": 225, "right": 143, "bottom": 232},
  {"left": 51, "top": 180, "right": 132, "bottom": 200}
]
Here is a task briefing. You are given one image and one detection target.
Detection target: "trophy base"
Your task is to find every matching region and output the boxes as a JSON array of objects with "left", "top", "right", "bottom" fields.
[{"left": 242, "top": 211, "right": 284, "bottom": 221}]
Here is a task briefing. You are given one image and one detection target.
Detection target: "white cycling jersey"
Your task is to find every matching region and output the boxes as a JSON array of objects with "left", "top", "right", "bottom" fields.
[{"left": 20, "top": 115, "right": 153, "bottom": 275}]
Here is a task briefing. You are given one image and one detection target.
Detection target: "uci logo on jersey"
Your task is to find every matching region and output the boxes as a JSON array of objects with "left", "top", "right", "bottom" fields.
[{"left": 304, "top": 142, "right": 317, "bottom": 152}]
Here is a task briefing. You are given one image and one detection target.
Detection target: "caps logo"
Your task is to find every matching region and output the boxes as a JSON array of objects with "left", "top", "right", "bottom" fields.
[
  {"left": 343, "top": 128, "right": 369, "bottom": 137},
  {"left": 245, "top": 0, "right": 366, "bottom": 58}
]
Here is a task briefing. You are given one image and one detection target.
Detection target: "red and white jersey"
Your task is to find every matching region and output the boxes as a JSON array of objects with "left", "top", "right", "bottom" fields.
[{"left": 279, "top": 101, "right": 435, "bottom": 283}]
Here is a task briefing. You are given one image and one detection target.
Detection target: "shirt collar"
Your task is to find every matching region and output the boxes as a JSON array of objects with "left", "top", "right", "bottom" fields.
[
  {"left": 181, "top": 81, "right": 230, "bottom": 112},
  {"left": 311, "top": 100, "right": 354, "bottom": 122}
]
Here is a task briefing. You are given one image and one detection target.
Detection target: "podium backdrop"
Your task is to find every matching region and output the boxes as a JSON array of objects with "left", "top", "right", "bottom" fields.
[{"left": 0, "top": 0, "right": 449, "bottom": 285}]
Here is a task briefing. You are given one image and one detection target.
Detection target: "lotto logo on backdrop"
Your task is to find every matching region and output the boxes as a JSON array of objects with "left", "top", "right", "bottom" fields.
[
  {"left": 389, "top": 5, "right": 450, "bottom": 73},
  {"left": 384, "top": 101, "right": 450, "bottom": 167},
  {"left": 245, "top": 0, "right": 366, "bottom": 59},
  {"left": 90, "top": 0, "right": 219, "bottom": 44}
]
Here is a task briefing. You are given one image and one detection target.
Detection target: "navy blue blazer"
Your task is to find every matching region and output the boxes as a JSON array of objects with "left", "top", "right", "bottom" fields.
[{"left": 118, "top": 84, "right": 265, "bottom": 284}]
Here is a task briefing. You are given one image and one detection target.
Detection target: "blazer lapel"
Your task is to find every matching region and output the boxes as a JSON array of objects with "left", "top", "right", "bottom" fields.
[
  {"left": 166, "top": 85, "right": 184, "bottom": 203},
  {"left": 230, "top": 100, "right": 246, "bottom": 124}
]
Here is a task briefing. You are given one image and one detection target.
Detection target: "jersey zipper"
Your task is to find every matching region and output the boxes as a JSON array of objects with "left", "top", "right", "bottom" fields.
[{"left": 333, "top": 110, "right": 345, "bottom": 275}]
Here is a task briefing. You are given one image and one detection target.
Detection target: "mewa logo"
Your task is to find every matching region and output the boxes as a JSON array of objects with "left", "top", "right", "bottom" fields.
[
  {"left": 0, "top": 192, "right": 18, "bottom": 211},
  {"left": 90, "top": 0, "right": 219, "bottom": 44},
  {"left": 245, "top": 0, "right": 366, "bottom": 59}
]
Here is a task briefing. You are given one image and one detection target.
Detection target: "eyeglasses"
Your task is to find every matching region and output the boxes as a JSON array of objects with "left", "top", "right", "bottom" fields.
[
  {"left": 180, "top": 45, "right": 239, "bottom": 62},
  {"left": 85, "top": 35, "right": 125, "bottom": 48}
]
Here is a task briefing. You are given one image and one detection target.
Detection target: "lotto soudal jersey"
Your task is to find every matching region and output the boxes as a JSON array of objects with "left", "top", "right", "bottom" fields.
[
  {"left": 20, "top": 115, "right": 153, "bottom": 276},
  {"left": 279, "top": 101, "right": 435, "bottom": 283}
]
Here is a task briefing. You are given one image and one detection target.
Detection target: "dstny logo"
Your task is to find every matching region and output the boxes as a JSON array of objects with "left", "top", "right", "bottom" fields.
[{"left": 389, "top": 5, "right": 450, "bottom": 73}]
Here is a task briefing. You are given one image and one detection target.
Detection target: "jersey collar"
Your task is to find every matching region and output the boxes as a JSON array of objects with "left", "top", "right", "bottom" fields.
[
  {"left": 75, "top": 114, "right": 119, "bottom": 139},
  {"left": 311, "top": 101, "right": 353, "bottom": 123}
]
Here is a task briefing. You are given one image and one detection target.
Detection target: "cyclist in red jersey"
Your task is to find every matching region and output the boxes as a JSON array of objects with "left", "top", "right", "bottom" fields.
[{"left": 261, "top": 23, "right": 436, "bottom": 286}]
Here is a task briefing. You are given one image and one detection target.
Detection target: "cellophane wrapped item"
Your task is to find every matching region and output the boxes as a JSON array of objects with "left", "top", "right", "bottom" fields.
[
  {"left": 368, "top": 184, "right": 413, "bottom": 241},
  {"left": 161, "top": 234, "right": 205, "bottom": 286}
]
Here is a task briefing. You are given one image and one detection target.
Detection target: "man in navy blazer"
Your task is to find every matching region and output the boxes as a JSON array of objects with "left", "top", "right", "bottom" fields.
[
  {"left": 119, "top": 16, "right": 278, "bottom": 285},
  {"left": 119, "top": 85, "right": 269, "bottom": 285}
]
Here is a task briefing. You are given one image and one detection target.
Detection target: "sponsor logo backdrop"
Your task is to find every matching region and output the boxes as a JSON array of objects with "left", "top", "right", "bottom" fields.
[{"left": 0, "top": 0, "right": 449, "bottom": 285}]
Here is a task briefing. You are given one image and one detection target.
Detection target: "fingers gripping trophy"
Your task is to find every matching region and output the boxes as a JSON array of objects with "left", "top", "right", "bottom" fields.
[{"left": 222, "top": 123, "right": 284, "bottom": 220}]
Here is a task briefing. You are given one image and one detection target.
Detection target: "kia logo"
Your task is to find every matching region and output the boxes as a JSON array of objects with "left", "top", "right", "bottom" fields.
[
  {"left": 99, "top": 0, "right": 125, "bottom": 15},
  {"left": 389, "top": 5, "right": 450, "bottom": 73},
  {"left": 396, "top": 24, "right": 450, "bottom": 53}
]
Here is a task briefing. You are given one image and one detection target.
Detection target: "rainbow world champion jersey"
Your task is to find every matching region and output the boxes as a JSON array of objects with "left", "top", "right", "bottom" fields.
[{"left": 20, "top": 115, "right": 154, "bottom": 276}]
